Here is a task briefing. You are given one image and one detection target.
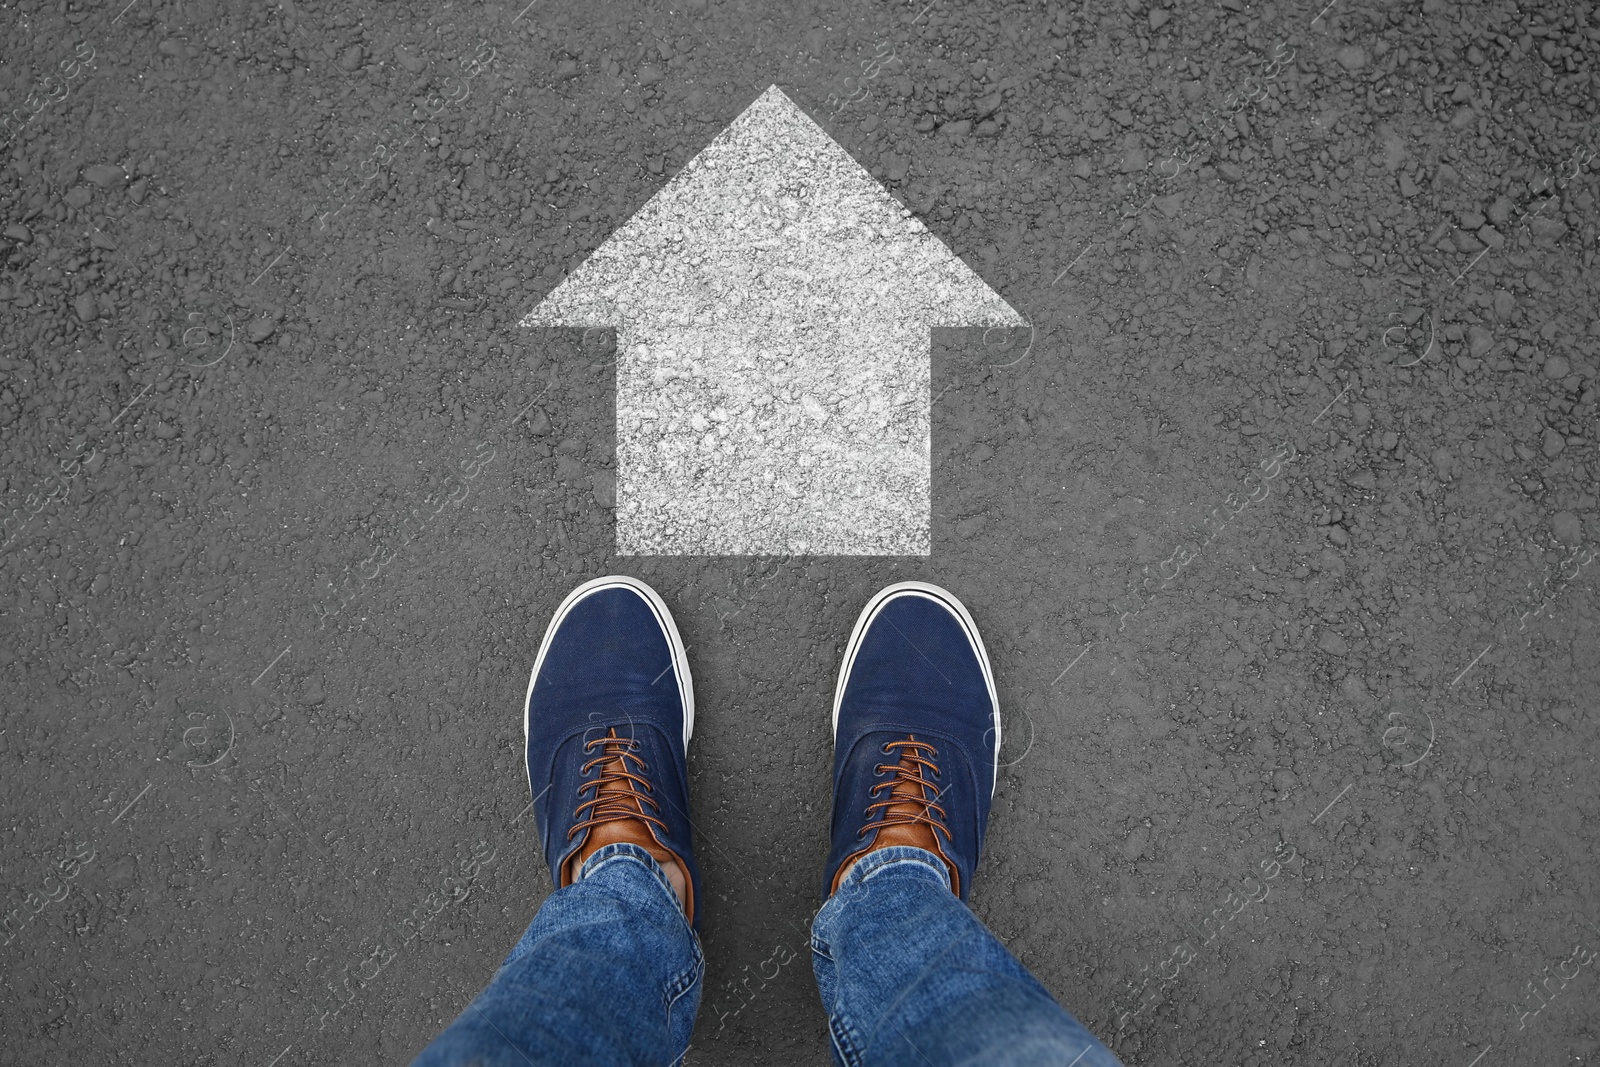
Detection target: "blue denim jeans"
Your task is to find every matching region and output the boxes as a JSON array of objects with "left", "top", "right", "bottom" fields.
[{"left": 413, "top": 843, "right": 1120, "bottom": 1067}]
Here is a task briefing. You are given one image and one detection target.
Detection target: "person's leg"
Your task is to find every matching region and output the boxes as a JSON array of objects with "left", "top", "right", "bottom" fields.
[
  {"left": 814, "top": 582, "right": 1121, "bottom": 1067},
  {"left": 413, "top": 576, "right": 705, "bottom": 1066},
  {"left": 414, "top": 842, "right": 701, "bottom": 1066},
  {"left": 812, "top": 846, "right": 1118, "bottom": 1067}
]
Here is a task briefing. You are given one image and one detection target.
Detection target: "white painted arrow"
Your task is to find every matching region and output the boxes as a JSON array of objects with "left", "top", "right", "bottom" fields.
[{"left": 522, "top": 84, "right": 1023, "bottom": 556}]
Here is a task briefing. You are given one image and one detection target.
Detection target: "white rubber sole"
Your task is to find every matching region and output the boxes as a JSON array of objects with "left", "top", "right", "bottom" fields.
[
  {"left": 831, "top": 581, "right": 1001, "bottom": 796},
  {"left": 523, "top": 576, "right": 695, "bottom": 794}
]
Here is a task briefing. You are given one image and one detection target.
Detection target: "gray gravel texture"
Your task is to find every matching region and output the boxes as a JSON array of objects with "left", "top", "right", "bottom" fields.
[{"left": 1, "top": 0, "right": 1597, "bottom": 1064}]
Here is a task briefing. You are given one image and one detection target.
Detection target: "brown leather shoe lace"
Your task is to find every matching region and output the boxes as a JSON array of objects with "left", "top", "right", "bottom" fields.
[
  {"left": 561, "top": 728, "right": 694, "bottom": 923},
  {"left": 831, "top": 735, "right": 960, "bottom": 897},
  {"left": 568, "top": 731, "right": 667, "bottom": 844}
]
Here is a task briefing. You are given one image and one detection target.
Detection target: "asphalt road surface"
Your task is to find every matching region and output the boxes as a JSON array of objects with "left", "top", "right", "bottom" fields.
[{"left": 2, "top": 0, "right": 1597, "bottom": 1064}]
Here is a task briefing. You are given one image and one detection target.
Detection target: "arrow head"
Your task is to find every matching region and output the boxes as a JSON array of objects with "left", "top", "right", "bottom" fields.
[{"left": 521, "top": 85, "right": 1024, "bottom": 331}]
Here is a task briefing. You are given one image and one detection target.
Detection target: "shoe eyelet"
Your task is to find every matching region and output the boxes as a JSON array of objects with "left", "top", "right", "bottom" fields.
[{"left": 880, "top": 742, "right": 893, "bottom": 755}]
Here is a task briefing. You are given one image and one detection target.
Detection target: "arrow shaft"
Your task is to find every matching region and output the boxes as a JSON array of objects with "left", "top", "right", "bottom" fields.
[{"left": 615, "top": 322, "right": 930, "bottom": 555}]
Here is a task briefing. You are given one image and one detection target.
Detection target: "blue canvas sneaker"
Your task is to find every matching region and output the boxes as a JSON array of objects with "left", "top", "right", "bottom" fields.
[
  {"left": 524, "top": 575, "right": 701, "bottom": 928},
  {"left": 823, "top": 581, "right": 1000, "bottom": 902}
]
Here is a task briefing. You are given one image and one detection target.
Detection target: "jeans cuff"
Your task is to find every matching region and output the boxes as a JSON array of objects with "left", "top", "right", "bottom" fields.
[
  {"left": 578, "top": 841, "right": 680, "bottom": 905},
  {"left": 836, "top": 845, "right": 952, "bottom": 893}
]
